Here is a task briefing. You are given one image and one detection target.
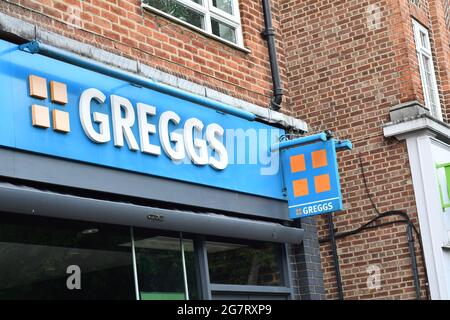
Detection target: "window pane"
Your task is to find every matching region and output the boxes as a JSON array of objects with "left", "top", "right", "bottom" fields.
[
  {"left": 206, "top": 240, "right": 282, "bottom": 286},
  {"left": 422, "top": 55, "right": 439, "bottom": 116},
  {"left": 420, "top": 31, "right": 429, "bottom": 49},
  {"left": 133, "top": 230, "right": 199, "bottom": 300},
  {"left": 0, "top": 213, "right": 135, "bottom": 300},
  {"left": 212, "top": 0, "right": 233, "bottom": 15},
  {"left": 211, "top": 18, "right": 236, "bottom": 43},
  {"left": 182, "top": 237, "right": 200, "bottom": 300},
  {"left": 445, "top": 0, "right": 450, "bottom": 29},
  {"left": 133, "top": 230, "right": 186, "bottom": 300},
  {"left": 143, "top": 0, "right": 205, "bottom": 29}
]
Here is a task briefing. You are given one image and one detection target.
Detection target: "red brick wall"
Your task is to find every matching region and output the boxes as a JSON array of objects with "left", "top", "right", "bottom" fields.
[
  {"left": 1, "top": 0, "right": 290, "bottom": 113},
  {"left": 281, "top": 0, "right": 437, "bottom": 299}
]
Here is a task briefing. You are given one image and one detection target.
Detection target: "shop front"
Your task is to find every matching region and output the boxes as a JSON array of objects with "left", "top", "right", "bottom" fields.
[
  {"left": 0, "top": 38, "right": 303, "bottom": 300},
  {"left": 0, "top": 213, "right": 291, "bottom": 300}
]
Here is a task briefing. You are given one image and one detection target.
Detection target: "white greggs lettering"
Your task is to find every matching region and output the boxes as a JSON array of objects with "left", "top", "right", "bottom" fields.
[{"left": 79, "top": 88, "right": 228, "bottom": 170}]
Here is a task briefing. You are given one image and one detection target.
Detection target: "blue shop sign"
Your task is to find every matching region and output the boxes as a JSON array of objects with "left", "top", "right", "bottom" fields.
[{"left": 0, "top": 39, "right": 285, "bottom": 200}]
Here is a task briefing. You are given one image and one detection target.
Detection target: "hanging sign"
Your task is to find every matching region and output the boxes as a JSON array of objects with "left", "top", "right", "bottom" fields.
[{"left": 277, "top": 133, "right": 352, "bottom": 219}]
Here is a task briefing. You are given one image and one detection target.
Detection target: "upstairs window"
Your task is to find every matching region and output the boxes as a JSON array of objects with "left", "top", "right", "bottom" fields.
[
  {"left": 445, "top": 0, "right": 450, "bottom": 30},
  {"left": 412, "top": 19, "right": 443, "bottom": 120},
  {"left": 142, "top": 0, "right": 243, "bottom": 47}
]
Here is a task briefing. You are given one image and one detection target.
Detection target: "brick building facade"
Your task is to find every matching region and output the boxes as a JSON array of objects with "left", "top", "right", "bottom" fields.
[
  {"left": 282, "top": 0, "right": 450, "bottom": 299},
  {"left": 2, "top": 0, "right": 281, "bottom": 111},
  {"left": 0, "top": 0, "right": 449, "bottom": 300},
  {"left": 0, "top": 0, "right": 314, "bottom": 300}
]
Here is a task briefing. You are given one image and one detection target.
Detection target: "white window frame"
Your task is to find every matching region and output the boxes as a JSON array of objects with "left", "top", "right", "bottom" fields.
[
  {"left": 445, "top": 0, "right": 450, "bottom": 30},
  {"left": 141, "top": 0, "right": 245, "bottom": 49},
  {"left": 412, "top": 19, "right": 443, "bottom": 120}
]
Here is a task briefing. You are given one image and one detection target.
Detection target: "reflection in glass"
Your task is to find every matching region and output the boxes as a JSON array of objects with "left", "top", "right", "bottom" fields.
[
  {"left": 422, "top": 55, "right": 438, "bottom": 117},
  {"left": 0, "top": 214, "right": 135, "bottom": 300},
  {"left": 206, "top": 240, "right": 282, "bottom": 286},
  {"left": 143, "top": 0, "right": 205, "bottom": 29},
  {"left": 420, "top": 31, "right": 428, "bottom": 49},
  {"left": 211, "top": 18, "right": 236, "bottom": 43},
  {"left": 182, "top": 238, "right": 200, "bottom": 300},
  {"left": 212, "top": 0, "right": 233, "bottom": 15},
  {"left": 133, "top": 230, "right": 199, "bottom": 300}
]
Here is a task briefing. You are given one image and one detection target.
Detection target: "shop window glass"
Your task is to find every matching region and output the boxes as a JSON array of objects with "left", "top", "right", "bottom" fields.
[
  {"left": 0, "top": 214, "right": 134, "bottom": 300},
  {"left": 133, "top": 229, "right": 199, "bottom": 300},
  {"left": 206, "top": 240, "right": 283, "bottom": 286}
]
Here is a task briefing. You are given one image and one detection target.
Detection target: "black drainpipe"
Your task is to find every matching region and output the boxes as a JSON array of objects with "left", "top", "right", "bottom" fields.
[
  {"left": 327, "top": 214, "right": 344, "bottom": 300},
  {"left": 261, "top": 0, "right": 283, "bottom": 111},
  {"left": 407, "top": 222, "right": 421, "bottom": 300}
]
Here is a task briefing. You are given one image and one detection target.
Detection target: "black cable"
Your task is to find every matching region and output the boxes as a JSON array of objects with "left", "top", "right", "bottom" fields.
[
  {"left": 358, "top": 154, "right": 423, "bottom": 241},
  {"left": 319, "top": 211, "right": 419, "bottom": 243},
  {"left": 320, "top": 210, "right": 410, "bottom": 238},
  {"left": 320, "top": 218, "right": 408, "bottom": 243},
  {"left": 358, "top": 154, "right": 428, "bottom": 299},
  {"left": 318, "top": 153, "right": 430, "bottom": 299},
  {"left": 319, "top": 210, "right": 429, "bottom": 299},
  {"left": 358, "top": 154, "right": 381, "bottom": 216}
]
